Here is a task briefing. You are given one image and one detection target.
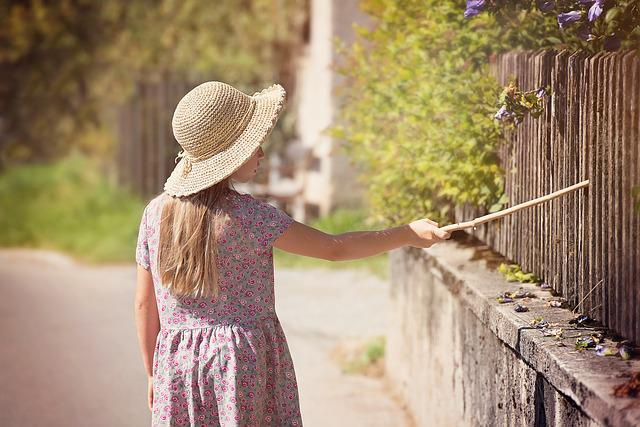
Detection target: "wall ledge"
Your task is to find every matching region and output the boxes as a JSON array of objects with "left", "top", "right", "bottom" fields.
[{"left": 402, "top": 234, "right": 640, "bottom": 427}]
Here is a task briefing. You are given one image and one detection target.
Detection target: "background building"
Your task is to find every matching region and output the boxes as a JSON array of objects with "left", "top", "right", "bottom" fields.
[{"left": 241, "top": 0, "right": 370, "bottom": 222}]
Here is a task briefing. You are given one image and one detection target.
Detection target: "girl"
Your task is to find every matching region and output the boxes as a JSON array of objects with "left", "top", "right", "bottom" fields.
[{"left": 134, "top": 81, "right": 451, "bottom": 426}]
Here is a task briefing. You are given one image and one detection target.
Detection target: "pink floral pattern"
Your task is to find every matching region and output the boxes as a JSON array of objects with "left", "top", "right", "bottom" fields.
[{"left": 136, "top": 190, "right": 302, "bottom": 426}]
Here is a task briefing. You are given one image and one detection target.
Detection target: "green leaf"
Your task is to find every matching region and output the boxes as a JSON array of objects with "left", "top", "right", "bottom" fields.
[
  {"left": 605, "top": 7, "right": 621, "bottom": 24},
  {"left": 489, "top": 202, "right": 503, "bottom": 213}
]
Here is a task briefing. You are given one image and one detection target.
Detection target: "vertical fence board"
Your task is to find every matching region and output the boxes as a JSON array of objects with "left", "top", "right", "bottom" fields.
[
  {"left": 535, "top": 51, "right": 544, "bottom": 284},
  {"left": 632, "top": 57, "right": 640, "bottom": 340},
  {"left": 620, "top": 52, "right": 629, "bottom": 339},
  {"left": 610, "top": 53, "right": 620, "bottom": 331}
]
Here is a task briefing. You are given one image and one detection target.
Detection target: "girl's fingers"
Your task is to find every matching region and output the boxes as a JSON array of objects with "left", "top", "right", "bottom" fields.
[{"left": 434, "top": 228, "right": 450, "bottom": 239}]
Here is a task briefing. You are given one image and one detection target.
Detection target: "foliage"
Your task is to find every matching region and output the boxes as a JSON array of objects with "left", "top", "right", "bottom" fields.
[
  {"left": 464, "top": 0, "right": 640, "bottom": 52},
  {"left": 0, "top": 1, "right": 126, "bottom": 163},
  {"left": 333, "top": 335, "right": 386, "bottom": 376},
  {"left": 0, "top": 152, "right": 145, "bottom": 263},
  {"left": 497, "top": 262, "right": 541, "bottom": 283},
  {"left": 0, "top": 0, "right": 308, "bottom": 166},
  {"left": 332, "top": 0, "right": 535, "bottom": 225},
  {"left": 332, "top": 0, "right": 637, "bottom": 227},
  {"left": 494, "top": 80, "right": 551, "bottom": 127},
  {"left": 307, "top": 207, "right": 384, "bottom": 234}
]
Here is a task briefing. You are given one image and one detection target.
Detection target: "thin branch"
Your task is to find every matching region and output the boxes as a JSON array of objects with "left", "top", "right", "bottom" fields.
[{"left": 573, "top": 279, "right": 604, "bottom": 314}]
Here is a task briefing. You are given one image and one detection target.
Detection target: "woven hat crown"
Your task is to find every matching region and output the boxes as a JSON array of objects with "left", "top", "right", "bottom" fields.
[{"left": 171, "top": 81, "right": 256, "bottom": 160}]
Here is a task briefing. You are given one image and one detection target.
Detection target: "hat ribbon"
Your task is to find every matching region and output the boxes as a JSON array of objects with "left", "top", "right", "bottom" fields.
[{"left": 174, "top": 150, "right": 193, "bottom": 177}]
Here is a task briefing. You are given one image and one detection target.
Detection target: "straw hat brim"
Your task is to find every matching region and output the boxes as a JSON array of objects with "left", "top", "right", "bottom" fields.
[{"left": 163, "top": 84, "right": 286, "bottom": 197}]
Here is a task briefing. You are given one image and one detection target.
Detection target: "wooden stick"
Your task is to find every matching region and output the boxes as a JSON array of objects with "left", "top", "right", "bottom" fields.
[{"left": 441, "top": 180, "right": 590, "bottom": 233}]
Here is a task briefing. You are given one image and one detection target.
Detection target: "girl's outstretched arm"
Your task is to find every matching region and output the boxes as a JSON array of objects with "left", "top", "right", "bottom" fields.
[
  {"left": 134, "top": 264, "right": 160, "bottom": 406},
  {"left": 273, "top": 218, "right": 451, "bottom": 261}
]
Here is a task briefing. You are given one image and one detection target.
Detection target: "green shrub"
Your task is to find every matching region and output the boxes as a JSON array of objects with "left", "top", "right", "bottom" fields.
[
  {"left": 333, "top": 335, "right": 386, "bottom": 376},
  {"left": 497, "top": 262, "right": 540, "bottom": 283},
  {"left": 330, "top": 0, "right": 598, "bottom": 226},
  {"left": 0, "top": 153, "right": 145, "bottom": 263}
]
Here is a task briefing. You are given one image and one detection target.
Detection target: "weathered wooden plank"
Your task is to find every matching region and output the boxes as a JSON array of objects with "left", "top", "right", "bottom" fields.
[
  {"left": 537, "top": 50, "right": 546, "bottom": 286},
  {"left": 595, "top": 53, "right": 606, "bottom": 320},
  {"left": 585, "top": 53, "right": 595, "bottom": 314},
  {"left": 607, "top": 52, "right": 618, "bottom": 332},
  {"left": 577, "top": 53, "right": 588, "bottom": 311},
  {"left": 522, "top": 52, "right": 531, "bottom": 273},
  {"left": 619, "top": 52, "right": 629, "bottom": 341},
  {"left": 632, "top": 54, "right": 640, "bottom": 340},
  {"left": 564, "top": 51, "right": 576, "bottom": 301}
]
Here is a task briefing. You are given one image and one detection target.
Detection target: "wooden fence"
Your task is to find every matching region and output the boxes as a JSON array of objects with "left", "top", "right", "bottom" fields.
[
  {"left": 455, "top": 49, "right": 640, "bottom": 344},
  {"left": 115, "top": 79, "right": 279, "bottom": 199},
  {"left": 115, "top": 79, "right": 191, "bottom": 198}
]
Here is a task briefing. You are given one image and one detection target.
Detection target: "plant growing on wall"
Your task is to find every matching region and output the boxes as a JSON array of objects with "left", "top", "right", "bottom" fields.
[
  {"left": 497, "top": 262, "right": 541, "bottom": 283},
  {"left": 333, "top": 0, "right": 637, "bottom": 227},
  {"left": 464, "top": 0, "right": 640, "bottom": 52},
  {"left": 494, "top": 80, "right": 550, "bottom": 127},
  {"left": 332, "top": 0, "right": 557, "bottom": 225}
]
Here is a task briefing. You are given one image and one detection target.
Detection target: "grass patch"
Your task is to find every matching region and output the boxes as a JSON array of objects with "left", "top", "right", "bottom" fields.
[
  {"left": 0, "top": 153, "right": 145, "bottom": 264},
  {"left": 0, "top": 153, "right": 390, "bottom": 277},
  {"left": 273, "top": 208, "right": 389, "bottom": 280},
  {"left": 497, "top": 262, "right": 540, "bottom": 283},
  {"left": 330, "top": 335, "right": 386, "bottom": 377}
]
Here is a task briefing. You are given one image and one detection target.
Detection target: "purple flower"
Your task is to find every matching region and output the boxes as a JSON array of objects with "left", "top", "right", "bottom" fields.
[
  {"left": 535, "top": 88, "right": 546, "bottom": 98},
  {"left": 603, "top": 34, "right": 622, "bottom": 51},
  {"left": 514, "top": 304, "right": 529, "bottom": 312},
  {"left": 557, "top": 11, "right": 583, "bottom": 29},
  {"left": 576, "top": 25, "right": 596, "bottom": 41},
  {"left": 536, "top": 0, "right": 556, "bottom": 13},
  {"left": 619, "top": 345, "right": 632, "bottom": 360},
  {"left": 588, "top": 0, "right": 604, "bottom": 21},
  {"left": 595, "top": 344, "right": 617, "bottom": 356},
  {"left": 494, "top": 105, "right": 511, "bottom": 120},
  {"left": 464, "top": 0, "right": 486, "bottom": 18}
]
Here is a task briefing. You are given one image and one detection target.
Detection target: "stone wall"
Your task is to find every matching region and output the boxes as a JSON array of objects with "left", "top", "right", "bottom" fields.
[{"left": 386, "top": 235, "right": 640, "bottom": 427}]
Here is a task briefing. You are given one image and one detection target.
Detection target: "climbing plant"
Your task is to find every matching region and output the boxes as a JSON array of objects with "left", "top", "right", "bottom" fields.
[
  {"left": 464, "top": 0, "right": 640, "bottom": 52},
  {"left": 331, "top": 0, "right": 638, "bottom": 226}
]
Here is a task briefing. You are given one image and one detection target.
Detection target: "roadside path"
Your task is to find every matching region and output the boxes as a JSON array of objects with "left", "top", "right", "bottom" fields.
[{"left": 0, "top": 249, "right": 410, "bottom": 426}]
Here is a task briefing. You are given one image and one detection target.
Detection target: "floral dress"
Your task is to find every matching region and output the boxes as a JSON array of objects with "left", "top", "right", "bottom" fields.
[{"left": 135, "top": 189, "right": 303, "bottom": 426}]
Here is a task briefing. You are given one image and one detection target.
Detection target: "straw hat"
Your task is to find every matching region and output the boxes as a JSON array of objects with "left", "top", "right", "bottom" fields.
[{"left": 163, "top": 81, "right": 286, "bottom": 197}]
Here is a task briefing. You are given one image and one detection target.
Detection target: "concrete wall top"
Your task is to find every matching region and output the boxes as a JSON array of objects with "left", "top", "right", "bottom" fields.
[{"left": 394, "top": 235, "right": 640, "bottom": 426}]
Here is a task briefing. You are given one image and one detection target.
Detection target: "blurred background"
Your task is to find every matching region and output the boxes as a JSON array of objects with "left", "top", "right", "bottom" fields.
[
  {"left": 2, "top": 0, "right": 639, "bottom": 425},
  {"left": 0, "top": 1, "right": 395, "bottom": 426},
  {"left": 0, "top": 0, "right": 384, "bottom": 270}
]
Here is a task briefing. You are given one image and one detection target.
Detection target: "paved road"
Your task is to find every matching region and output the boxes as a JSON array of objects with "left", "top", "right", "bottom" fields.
[{"left": 0, "top": 249, "right": 410, "bottom": 426}]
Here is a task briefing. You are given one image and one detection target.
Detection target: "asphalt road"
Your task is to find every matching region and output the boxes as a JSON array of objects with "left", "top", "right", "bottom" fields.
[{"left": 0, "top": 249, "right": 410, "bottom": 426}]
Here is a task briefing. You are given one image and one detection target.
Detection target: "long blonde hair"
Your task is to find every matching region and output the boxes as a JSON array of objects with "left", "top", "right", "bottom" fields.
[{"left": 157, "top": 178, "right": 233, "bottom": 300}]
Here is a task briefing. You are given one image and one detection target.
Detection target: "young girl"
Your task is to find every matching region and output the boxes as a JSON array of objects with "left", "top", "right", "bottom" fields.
[{"left": 134, "top": 81, "right": 451, "bottom": 427}]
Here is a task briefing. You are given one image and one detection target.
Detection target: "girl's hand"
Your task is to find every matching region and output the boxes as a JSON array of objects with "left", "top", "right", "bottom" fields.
[
  {"left": 147, "top": 376, "right": 154, "bottom": 412},
  {"left": 407, "top": 218, "right": 451, "bottom": 248}
]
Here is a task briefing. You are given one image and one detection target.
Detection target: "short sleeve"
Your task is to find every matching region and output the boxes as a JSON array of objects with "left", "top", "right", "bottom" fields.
[
  {"left": 135, "top": 206, "right": 151, "bottom": 271},
  {"left": 251, "top": 197, "right": 294, "bottom": 249}
]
